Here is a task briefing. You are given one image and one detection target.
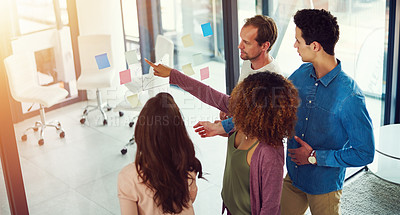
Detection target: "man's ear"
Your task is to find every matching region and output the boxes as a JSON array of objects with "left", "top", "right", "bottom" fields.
[
  {"left": 262, "top": 41, "right": 271, "bottom": 51},
  {"left": 311, "top": 41, "right": 322, "bottom": 52}
]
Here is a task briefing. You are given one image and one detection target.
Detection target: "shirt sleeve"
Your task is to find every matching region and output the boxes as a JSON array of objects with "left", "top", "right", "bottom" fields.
[
  {"left": 221, "top": 117, "right": 235, "bottom": 133},
  {"left": 118, "top": 167, "right": 139, "bottom": 214},
  {"left": 258, "top": 149, "right": 283, "bottom": 215},
  {"left": 188, "top": 172, "right": 198, "bottom": 203},
  {"left": 316, "top": 93, "right": 375, "bottom": 167},
  {"left": 118, "top": 168, "right": 139, "bottom": 202},
  {"left": 170, "top": 69, "right": 230, "bottom": 113}
]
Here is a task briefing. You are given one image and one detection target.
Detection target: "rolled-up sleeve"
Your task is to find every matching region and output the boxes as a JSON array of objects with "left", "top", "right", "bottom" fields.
[{"left": 221, "top": 118, "right": 235, "bottom": 133}]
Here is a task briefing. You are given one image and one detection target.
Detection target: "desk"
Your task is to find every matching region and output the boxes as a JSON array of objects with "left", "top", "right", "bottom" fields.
[{"left": 369, "top": 124, "right": 400, "bottom": 184}]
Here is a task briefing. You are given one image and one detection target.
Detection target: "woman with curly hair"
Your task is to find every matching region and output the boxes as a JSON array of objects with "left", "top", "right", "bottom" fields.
[
  {"left": 118, "top": 92, "right": 204, "bottom": 215},
  {"left": 146, "top": 59, "right": 299, "bottom": 215}
]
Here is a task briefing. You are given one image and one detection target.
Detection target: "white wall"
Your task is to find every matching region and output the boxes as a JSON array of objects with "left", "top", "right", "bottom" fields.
[{"left": 76, "top": 0, "right": 127, "bottom": 104}]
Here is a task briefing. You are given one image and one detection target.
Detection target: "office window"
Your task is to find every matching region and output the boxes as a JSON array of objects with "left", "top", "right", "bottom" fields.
[
  {"left": 269, "top": 0, "right": 388, "bottom": 129},
  {"left": 121, "top": 0, "right": 140, "bottom": 51},
  {"left": 124, "top": 0, "right": 226, "bottom": 90},
  {"left": 15, "top": 0, "right": 57, "bottom": 35},
  {"left": 159, "top": 0, "right": 225, "bottom": 69}
]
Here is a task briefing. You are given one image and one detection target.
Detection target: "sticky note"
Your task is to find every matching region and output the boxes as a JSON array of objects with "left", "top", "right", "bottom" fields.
[
  {"left": 181, "top": 34, "right": 194, "bottom": 48},
  {"left": 126, "top": 94, "right": 139, "bottom": 107},
  {"left": 200, "top": 67, "right": 209, "bottom": 80},
  {"left": 95, "top": 53, "right": 111, "bottom": 69},
  {"left": 125, "top": 50, "right": 138, "bottom": 65},
  {"left": 119, "top": 69, "right": 131, "bottom": 85},
  {"left": 182, "top": 63, "right": 195, "bottom": 76},
  {"left": 193, "top": 53, "right": 203, "bottom": 66},
  {"left": 201, "top": 23, "right": 213, "bottom": 37},
  {"left": 139, "top": 90, "right": 150, "bottom": 105}
]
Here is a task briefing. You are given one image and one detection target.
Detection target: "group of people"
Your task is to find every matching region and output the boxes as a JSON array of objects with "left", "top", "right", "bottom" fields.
[{"left": 117, "top": 8, "right": 375, "bottom": 215}]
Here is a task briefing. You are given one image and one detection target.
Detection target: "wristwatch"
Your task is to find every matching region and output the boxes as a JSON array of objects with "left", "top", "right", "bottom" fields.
[{"left": 308, "top": 150, "right": 317, "bottom": 165}]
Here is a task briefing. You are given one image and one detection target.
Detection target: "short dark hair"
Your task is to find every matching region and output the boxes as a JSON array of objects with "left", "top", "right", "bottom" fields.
[
  {"left": 243, "top": 15, "right": 278, "bottom": 52},
  {"left": 294, "top": 9, "right": 339, "bottom": 55}
]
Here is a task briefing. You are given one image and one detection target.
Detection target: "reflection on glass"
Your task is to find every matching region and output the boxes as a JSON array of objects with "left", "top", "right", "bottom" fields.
[
  {"left": 10, "top": 0, "right": 78, "bottom": 114},
  {"left": 16, "top": 0, "right": 57, "bottom": 34},
  {"left": 158, "top": 0, "right": 225, "bottom": 67}
]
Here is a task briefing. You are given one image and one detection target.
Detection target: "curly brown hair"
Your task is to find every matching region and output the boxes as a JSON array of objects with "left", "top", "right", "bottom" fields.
[
  {"left": 134, "top": 93, "right": 203, "bottom": 213},
  {"left": 229, "top": 72, "right": 299, "bottom": 147}
]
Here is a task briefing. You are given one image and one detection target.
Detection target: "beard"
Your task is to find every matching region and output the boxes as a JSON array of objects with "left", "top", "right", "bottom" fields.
[{"left": 240, "top": 50, "right": 263, "bottom": 61}]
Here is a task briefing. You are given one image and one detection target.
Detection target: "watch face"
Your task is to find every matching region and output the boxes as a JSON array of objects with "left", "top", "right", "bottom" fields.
[{"left": 308, "top": 156, "right": 316, "bottom": 164}]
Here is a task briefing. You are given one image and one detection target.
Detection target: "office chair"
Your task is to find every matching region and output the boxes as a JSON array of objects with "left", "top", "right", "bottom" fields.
[
  {"left": 4, "top": 52, "right": 69, "bottom": 145},
  {"left": 76, "top": 34, "right": 123, "bottom": 125}
]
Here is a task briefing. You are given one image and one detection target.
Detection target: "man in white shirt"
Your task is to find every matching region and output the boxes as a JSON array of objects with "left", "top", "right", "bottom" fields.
[
  {"left": 237, "top": 15, "right": 281, "bottom": 82},
  {"left": 194, "top": 15, "right": 281, "bottom": 137}
]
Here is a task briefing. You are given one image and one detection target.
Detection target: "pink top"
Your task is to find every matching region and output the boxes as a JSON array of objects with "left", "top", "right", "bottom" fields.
[
  {"left": 170, "top": 69, "right": 284, "bottom": 215},
  {"left": 118, "top": 163, "right": 197, "bottom": 215}
]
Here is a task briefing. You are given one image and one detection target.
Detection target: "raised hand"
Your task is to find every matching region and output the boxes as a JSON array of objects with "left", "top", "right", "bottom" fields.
[
  {"left": 193, "top": 121, "right": 228, "bottom": 138},
  {"left": 144, "top": 58, "right": 172, "bottom": 77}
]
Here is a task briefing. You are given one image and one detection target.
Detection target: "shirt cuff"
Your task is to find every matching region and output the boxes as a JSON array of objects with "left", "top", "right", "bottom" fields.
[
  {"left": 314, "top": 150, "right": 331, "bottom": 166},
  {"left": 221, "top": 118, "right": 234, "bottom": 133}
]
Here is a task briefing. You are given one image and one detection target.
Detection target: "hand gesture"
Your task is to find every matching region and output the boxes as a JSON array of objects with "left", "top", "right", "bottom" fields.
[
  {"left": 219, "top": 111, "right": 229, "bottom": 120},
  {"left": 287, "top": 136, "right": 314, "bottom": 165},
  {"left": 193, "top": 121, "right": 228, "bottom": 138},
  {"left": 144, "top": 58, "right": 172, "bottom": 77}
]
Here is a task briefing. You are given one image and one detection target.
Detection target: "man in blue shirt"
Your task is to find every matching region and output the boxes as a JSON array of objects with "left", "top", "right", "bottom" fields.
[{"left": 280, "top": 9, "right": 374, "bottom": 215}]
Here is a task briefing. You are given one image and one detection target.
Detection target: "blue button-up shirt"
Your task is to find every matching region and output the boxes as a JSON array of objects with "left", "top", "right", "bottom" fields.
[{"left": 287, "top": 60, "right": 375, "bottom": 195}]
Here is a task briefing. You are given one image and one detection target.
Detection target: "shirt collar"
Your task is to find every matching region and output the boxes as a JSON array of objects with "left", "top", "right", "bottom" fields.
[{"left": 309, "top": 59, "right": 342, "bottom": 87}]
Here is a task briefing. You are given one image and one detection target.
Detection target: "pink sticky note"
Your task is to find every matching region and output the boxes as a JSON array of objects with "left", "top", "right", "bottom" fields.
[
  {"left": 119, "top": 69, "right": 132, "bottom": 85},
  {"left": 200, "top": 67, "right": 209, "bottom": 80}
]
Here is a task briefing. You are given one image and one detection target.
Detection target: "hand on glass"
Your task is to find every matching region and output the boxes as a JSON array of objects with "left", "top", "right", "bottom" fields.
[
  {"left": 144, "top": 58, "right": 172, "bottom": 77},
  {"left": 193, "top": 120, "right": 228, "bottom": 138},
  {"left": 288, "top": 136, "right": 313, "bottom": 165}
]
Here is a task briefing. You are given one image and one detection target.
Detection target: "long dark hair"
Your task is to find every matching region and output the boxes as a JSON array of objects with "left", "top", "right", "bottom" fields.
[{"left": 134, "top": 92, "right": 203, "bottom": 213}]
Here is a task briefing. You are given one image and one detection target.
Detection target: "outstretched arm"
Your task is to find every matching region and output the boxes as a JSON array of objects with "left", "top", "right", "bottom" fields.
[
  {"left": 146, "top": 58, "right": 230, "bottom": 113},
  {"left": 193, "top": 121, "right": 228, "bottom": 138}
]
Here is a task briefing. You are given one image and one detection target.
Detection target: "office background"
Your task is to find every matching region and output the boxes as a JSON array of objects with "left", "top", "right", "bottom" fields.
[{"left": 0, "top": 0, "right": 399, "bottom": 214}]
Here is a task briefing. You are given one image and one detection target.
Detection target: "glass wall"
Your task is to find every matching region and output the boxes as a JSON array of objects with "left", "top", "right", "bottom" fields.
[
  {"left": 236, "top": 0, "right": 389, "bottom": 178},
  {"left": 121, "top": 0, "right": 140, "bottom": 52},
  {"left": 1, "top": 0, "right": 396, "bottom": 213},
  {"left": 159, "top": 0, "right": 225, "bottom": 67},
  {"left": 237, "top": 0, "right": 388, "bottom": 128},
  {"left": 121, "top": 0, "right": 226, "bottom": 90},
  {"left": 270, "top": 0, "right": 388, "bottom": 129}
]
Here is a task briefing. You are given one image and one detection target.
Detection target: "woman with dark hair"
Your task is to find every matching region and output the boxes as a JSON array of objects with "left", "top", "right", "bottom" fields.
[
  {"left": 146, "top": 59, "right": 299, "bottom": 215},
  {"left": 118, "top": 92, "right": 204, "bottom": 215}
]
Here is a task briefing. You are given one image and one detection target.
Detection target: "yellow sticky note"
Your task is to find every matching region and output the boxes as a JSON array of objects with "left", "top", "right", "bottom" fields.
[
  {"left": 181, "top": 34, "right": 194, "bottom": 48},
  {"left": 182, "top": 63, "right": 195, "bottom": 76},
  {"left": 126, "top": 94, "right": 139, "bottom": 107}
]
